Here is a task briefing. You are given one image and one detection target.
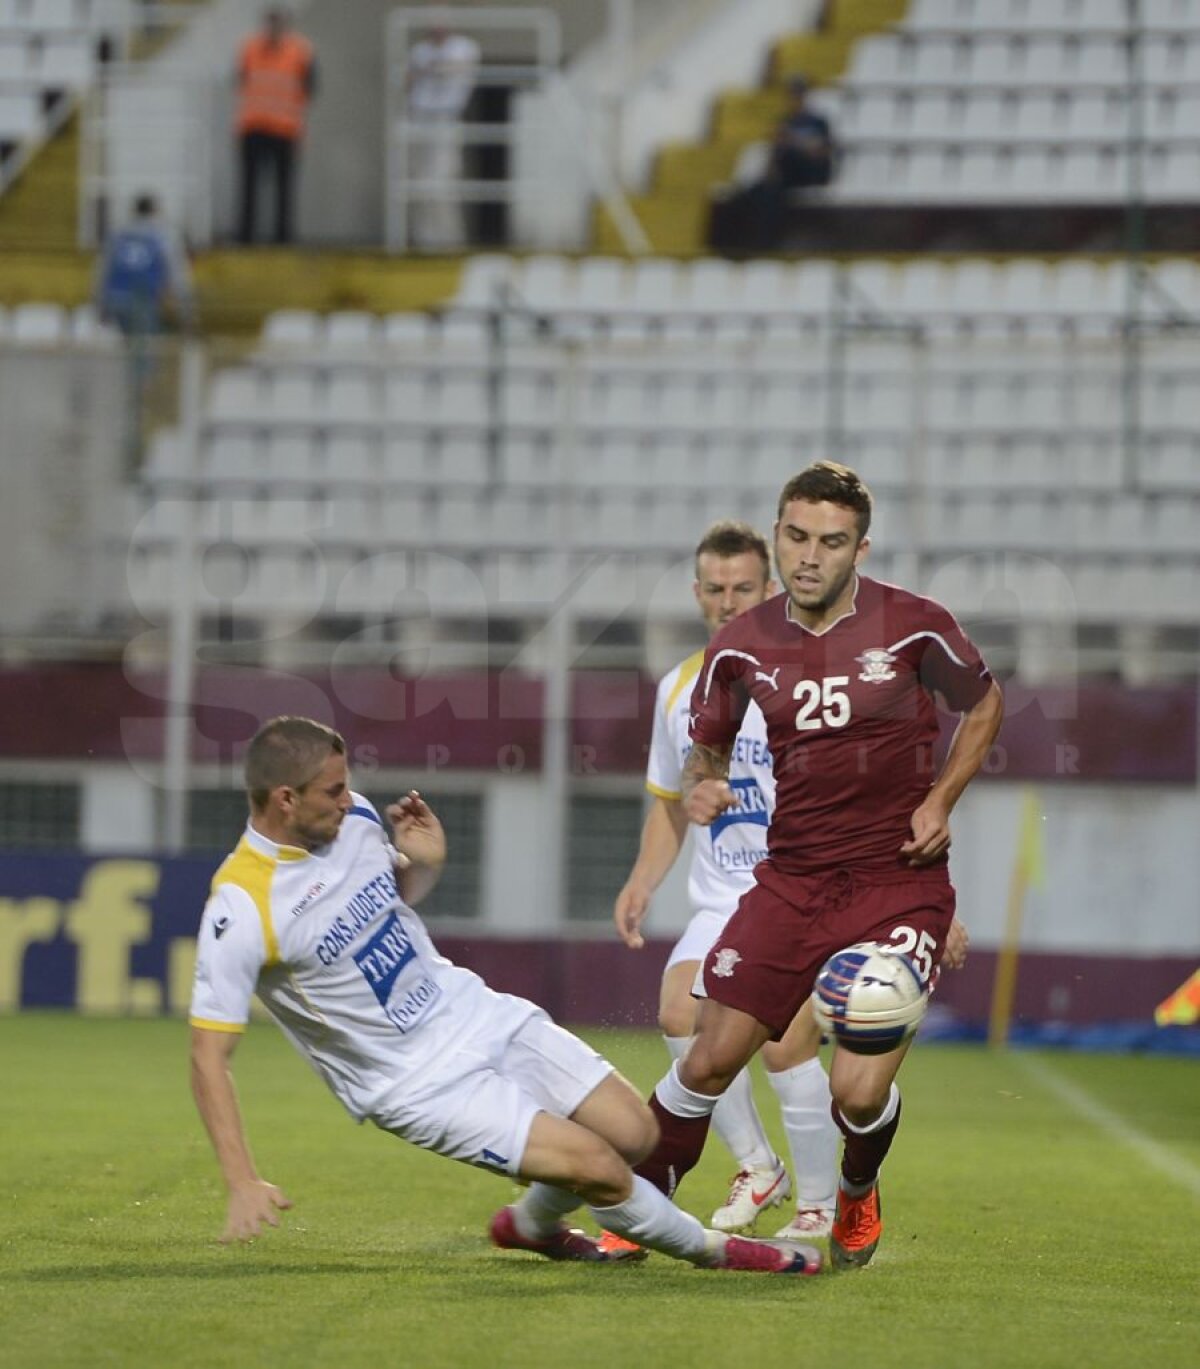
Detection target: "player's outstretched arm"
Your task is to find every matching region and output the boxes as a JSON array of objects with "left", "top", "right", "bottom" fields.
[
  {"left": 902, "top": 681, "right": 1004, "bottom": 866},
  {"left": 680, "top": 741, "right": 736, "bottom": 827},
  {"left": 613, "top": 796, "right": 689, "bottom": 949},
  {"left": 387, "top": 790, "right": 447, "bottom": 905},
  {"left": 190, "top": 1026, "right": 292, "bottom": 1243}
]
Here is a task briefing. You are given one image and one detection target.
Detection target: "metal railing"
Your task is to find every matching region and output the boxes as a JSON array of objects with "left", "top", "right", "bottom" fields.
[{"left": 79, "top": 64, "right": 214, "bottom": 247}]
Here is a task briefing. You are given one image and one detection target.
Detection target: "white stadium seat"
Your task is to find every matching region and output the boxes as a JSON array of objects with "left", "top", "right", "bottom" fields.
[
  {"left": 263, "top": 311, "right": 321, "bottom": 348},
  {"left": 10, "top": 303, "right": 66, "bottom": 343},
  {"left": 383, "top": 312, "right": 432, "bottom": 347},
  {"left": 325, "top": 312, "right": 378, "bottom": 350},
  {"left": 0, "top": 89, "right": 42, "bottom": 140}
]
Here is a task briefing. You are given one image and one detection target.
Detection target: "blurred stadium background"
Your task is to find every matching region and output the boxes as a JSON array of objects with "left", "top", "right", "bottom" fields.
[{"left": 0, "top": 0, "right": 1197, "bottom": 1047}]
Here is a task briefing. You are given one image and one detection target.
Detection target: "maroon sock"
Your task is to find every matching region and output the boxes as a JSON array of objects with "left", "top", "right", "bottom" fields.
[
  {"left": 634, "top": 1093, "right": 713, "bottom": 1197},
  {"left": 833, "top": 1095, "right": 903, "bottom": 1189}
]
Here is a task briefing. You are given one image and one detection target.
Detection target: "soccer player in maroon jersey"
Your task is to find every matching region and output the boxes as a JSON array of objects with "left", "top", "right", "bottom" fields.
[{"left": 635, "top": 461, "right": 1004, "bottom": 1270}]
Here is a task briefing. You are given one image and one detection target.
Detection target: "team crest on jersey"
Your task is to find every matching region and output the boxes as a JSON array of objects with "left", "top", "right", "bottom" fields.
[
  {"left": 856, "top": 648, "right": 898, "bottom": 683},
  {"left": 711, "top": 948, "right": 741, "bottom": 978},
  {"left": 291, "top": 881, "right": 326, "bottom": 918}
]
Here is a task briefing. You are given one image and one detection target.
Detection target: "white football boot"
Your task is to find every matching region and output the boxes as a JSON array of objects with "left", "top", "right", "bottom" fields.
[{"left": 710, "top": 1160, "right": 792, "bottom": 1233}]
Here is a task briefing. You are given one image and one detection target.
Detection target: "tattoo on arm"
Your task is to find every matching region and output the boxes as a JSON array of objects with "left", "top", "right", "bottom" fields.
[{"left": 682, "top": 742, "right": 732, "bottom": 794}]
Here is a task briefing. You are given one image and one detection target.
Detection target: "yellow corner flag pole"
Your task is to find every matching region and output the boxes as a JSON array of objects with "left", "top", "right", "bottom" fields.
[
  {"left": 1155, "top": 968, "right": 1200, "bottom": 1027},
  {"left": 988, "top": 789, "right": 1045, "bottom": 1049}
]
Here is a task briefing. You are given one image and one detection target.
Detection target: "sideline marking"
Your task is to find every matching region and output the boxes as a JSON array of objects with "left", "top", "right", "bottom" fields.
[{"left": 1017, "top": 1054, "right": 1200, "bottom": 1200}]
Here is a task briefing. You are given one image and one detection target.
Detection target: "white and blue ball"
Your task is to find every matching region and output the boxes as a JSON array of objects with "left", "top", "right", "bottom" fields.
[{"left": 812, "top": 942, "right": 929, "bottom": 1055}]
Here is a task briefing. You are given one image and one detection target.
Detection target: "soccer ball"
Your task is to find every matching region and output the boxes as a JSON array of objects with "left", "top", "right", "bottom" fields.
[{"left": 812, "top": 942, "right": 929, "bottom": 1055}]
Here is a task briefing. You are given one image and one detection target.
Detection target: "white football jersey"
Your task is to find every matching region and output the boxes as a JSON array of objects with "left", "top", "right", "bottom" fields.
[
  {"left": 189, "top": 796, "right": 528, "bottom": 1121},
  {"left": 646, "top": 650, "right": 775, "bottom": 918}
]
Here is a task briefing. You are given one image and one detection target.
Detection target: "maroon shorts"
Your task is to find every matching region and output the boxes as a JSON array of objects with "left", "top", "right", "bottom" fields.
[{"left": 701, "top": 867, "right": 956, "bottom": 1037}]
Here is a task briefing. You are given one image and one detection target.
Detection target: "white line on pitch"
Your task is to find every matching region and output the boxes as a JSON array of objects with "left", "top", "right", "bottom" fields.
[{"left": 1016, "top": 1054, "right": 1200, "bottom": 1200}]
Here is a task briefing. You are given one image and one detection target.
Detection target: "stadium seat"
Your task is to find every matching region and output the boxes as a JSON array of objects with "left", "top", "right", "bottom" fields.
[
  {"left": 322, "top": 432, "right": 379, "bottom": 483},
  {"left": 438, "top": 313, "right": 489, "bottom": 349},
  {"left": 453, "top": 253, "right": 514, "bottom": 311},
  {"left": 518, "top": 254, "right": 574, "bottom": 315},
  {"left": 326, "top": 312, "right": 379, "bottom": 350},
  {"left": 38, "top": 34, "right": 93, "bottom": 87},
  {"left": 0, "top": 88, "right": 42, "bottom": 140},
  {"left": 325, "top": 370, "right": 380, "bottom": 424},
  {"left": 205, "top": 433, "right": 262, "bottom": 485},
  {"left": 0, "top": 40, "right": 27, "bottom": 80},
  {"left": 263, "top": 311, "right": 322, "bottom": 348},
  {"left": 685, "top": 258, "right": 742, "bottom": 312},
  {"left": 628, "top": 258, "right": 684, "bottom": 314},
  {"left": 10, "top": 303, "right": 67, "bottom": 343},
  {"left": 383, "top": 312, "right": 432, "bottom": 347}
]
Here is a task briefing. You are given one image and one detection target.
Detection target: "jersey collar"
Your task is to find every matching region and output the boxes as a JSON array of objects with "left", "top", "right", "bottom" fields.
[
  {"left": 782, "top": 573, "right": 862, "bottom": 637},
  {"left": 245, "top": 820, "right": 312, "bottom": 862}
]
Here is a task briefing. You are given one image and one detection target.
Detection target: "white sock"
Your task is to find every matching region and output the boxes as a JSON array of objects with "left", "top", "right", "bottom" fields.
[
  {"left": 712, "top": 1065, "right": 776, "bottom": 1171},
  {"left": 654, "top": 1059, "right": 722, "bottom": 1119},
  {"left": 662, "top": 1034, "right": 691, "bottom": 1063},
  {"left": 768, "top": 1058, "right": 838, "bottom": 1211},
  {"left": 590, "top": 1175, "right": 710, "bottom": 1264},
  {"left": 663, "top": 1036, "right": 775, "bottom": 1171},
  {"left": 511, "top": 1182, "right": 584, "bottom": 1241}
]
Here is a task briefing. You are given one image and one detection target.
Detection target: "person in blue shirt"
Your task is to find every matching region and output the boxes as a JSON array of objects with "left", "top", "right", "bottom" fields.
[
  {"left": 95, "top": 192, "right": 193, "bottom": 337},
  {"left": 95, "top": 193, "right": 194, "bottom": 464}
]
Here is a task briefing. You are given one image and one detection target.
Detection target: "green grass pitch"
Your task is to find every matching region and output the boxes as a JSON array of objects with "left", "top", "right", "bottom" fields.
[{"left": 1, "top": 1015, "right": 1197, "bottom": 1369}]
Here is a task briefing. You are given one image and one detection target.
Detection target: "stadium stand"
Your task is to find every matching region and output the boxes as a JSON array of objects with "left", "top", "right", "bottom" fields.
[
  {"left": 106, "top": 245, "right": 1200, "bottom": 663},
  {"left": 0, "top": 0, "right": 134, "bottom": 183},
  {"left": 0, "top": 1, "right": 1197, "bottom": 1047},
  {"left": 600, "top": 0, "right": 1200, "bottom": 253}
]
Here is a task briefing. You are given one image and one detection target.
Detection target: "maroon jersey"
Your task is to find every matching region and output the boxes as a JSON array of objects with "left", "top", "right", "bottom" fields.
[{"left": 688, "top": 574, "right": 993, "bottom": 877}]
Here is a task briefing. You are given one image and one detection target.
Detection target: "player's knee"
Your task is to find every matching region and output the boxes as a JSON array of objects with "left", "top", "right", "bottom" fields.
[
  {"left": 761, "top": 1034, "right": 818, "bottom": 1072},
  {"left": 679, "top": 1041, "right": 742, "bottom": 1096},
  {"left": 833, "top": 1081, "right": 889, "bottom": 1127},
  {"left": 601, "top": 1096, "right": 660, "bottom": 1167},
  {"left": 573, "top": 1139, "right": 635, "bottom": 1207},
  {"left": 623, "top": 1100, "right": 660, "bottom": 1165},
  {"left": 657, "top": 1002, "right": 695, "bottom": 1038}
]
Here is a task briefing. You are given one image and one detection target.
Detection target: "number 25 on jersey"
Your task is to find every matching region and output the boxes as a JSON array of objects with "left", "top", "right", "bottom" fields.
[{"left": 794, "top": 676, "right": 851, "bottom": 731}]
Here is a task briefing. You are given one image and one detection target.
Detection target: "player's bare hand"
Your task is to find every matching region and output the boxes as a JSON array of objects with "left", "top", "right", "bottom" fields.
[
  {"left": 942, "top": 916, "right": 969, "bottom": 970},
  {"left": 220, "top": 1179, "right": 292, "bottom": 1244},
  {"left": 386, "top": 791, "right": 446, "bottom": 869},
  {"left": 684, "top": 779, "right": 736, "bottom": 827},
  {"left": 900, "top": 799, "right": 951, "bottom": 866},
  {"left": 614, "top": 883, "right": 650, "bottom": 950}
]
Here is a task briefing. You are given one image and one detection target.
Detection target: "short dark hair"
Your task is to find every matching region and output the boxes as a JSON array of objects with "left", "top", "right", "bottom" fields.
[
  {"left": 245, "top": 716, "right": 345, "bottom": 810},
  {"left": 694, "top": 520, "right": 771, "bottom": 580},
  {"left": 133, "top": 192, "right": 157, "bottom": 218},
  {"left": 777, "top": 461, "right": 872, "bottom": 539}
]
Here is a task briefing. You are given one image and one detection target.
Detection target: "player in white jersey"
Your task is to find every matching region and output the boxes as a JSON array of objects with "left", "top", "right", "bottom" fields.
[
  {"left": 611, "top": 522, "right": 840, "bottom": 1245},
  {"left": 188, "top": 716, "right": 822, "bottom": 1275}
]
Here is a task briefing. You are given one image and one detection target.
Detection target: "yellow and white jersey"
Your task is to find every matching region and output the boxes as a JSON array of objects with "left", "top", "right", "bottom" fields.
[
  {"left": 646, "top": 651, "right": 775, "bottom": 919},
  {"left": 189, "top": 795, "right": 528, "bottom": 1121}
]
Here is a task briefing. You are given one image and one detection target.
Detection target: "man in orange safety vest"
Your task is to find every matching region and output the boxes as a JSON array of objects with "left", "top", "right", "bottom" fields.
[{"left": 235, "top": 7, "right": 317, "bottom": 244}]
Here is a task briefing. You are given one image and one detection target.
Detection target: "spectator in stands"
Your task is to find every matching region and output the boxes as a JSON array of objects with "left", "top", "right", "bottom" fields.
[
  {"left": 95, "top": 192, "right": 193, "bottom": 336},
  {"left": 709, "top": 75, "right": 836, "bottom": 255},
  {"left": 94, "top": 192, "right": 194, "bottom": 467},
  {"left": 402, "top": 20, "right": 480, "bottom": 250},
  {"left": 235, "top": 7, "right": 317, "bottom": 245}
]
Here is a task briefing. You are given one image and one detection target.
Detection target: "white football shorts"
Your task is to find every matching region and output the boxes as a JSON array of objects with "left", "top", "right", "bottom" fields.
[
  {"left": 369, "top": 997, "right": 613, "bottom": 1177},
  {"left": 665, "top": 906, "right": 732, "bottom": 974}
]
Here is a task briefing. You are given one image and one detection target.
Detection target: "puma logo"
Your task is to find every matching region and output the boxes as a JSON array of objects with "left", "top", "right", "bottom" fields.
[{"left": 754, "top": 667, "right": 782, "bottom": 691}]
